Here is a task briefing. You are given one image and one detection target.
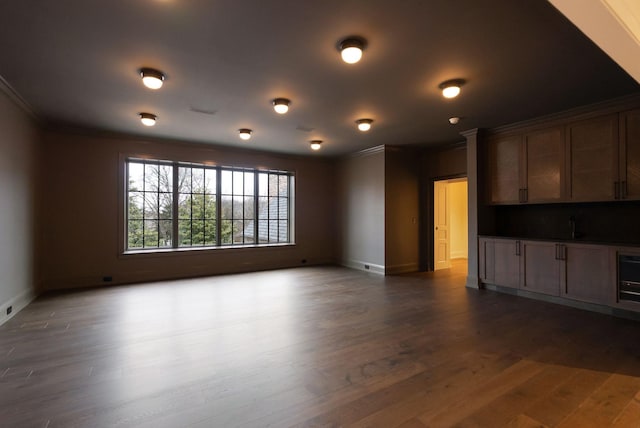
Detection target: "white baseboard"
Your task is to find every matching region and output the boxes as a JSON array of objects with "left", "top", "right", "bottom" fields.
[
  {"left": 341, "top": 259, "right": 385, "bottom": 275},
  {"left": 0, "top": 289, "right": 37, "bottom": 326},
  {"left": 451, "top": 251, "right": 468, "bottom": 259}
]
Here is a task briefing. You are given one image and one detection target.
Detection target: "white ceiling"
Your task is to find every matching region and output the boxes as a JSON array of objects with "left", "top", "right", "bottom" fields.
[
  {"left": 0, "top": 0, "right": 638, "bottom": 156},
  {"left": 549, "top": 0, "right": 640, "bottom": 85}
]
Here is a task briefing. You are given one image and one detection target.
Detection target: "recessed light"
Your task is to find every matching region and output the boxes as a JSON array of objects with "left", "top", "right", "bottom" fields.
[
  {"left": 337, "top": 36, "right": 367, "bottom": 64},
  {"left": 139, "top": 112, "right": 157, "bottom": 126},
  {"left": 139, "top": 68, "right": 165, "bottom": 90},
  {"left": 272, "top": 98, "right": 290, "bottom": 114},
  {"left": 439, "top": 79, "right": 465, "bottom": 99},
  {"left": 310, "top": 140, "right": 322, "bottom": 151},
  {"left": 356, "top": 118, "right": 373, "bottom": 131},
  {"left": 239, "top": 128, "right": 252, "bottom": 140}
]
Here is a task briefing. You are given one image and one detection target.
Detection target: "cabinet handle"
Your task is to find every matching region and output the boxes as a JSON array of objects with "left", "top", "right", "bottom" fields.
[
  {"left": 615, "top": 181, "right": 620, "bottom": 199},
  {"left": 524, "top": 188, "right": 528, "bottom": 202},
  {"left": 555, "top": 244, "right": 559, "bottom": 260},
  {"left": 561, "top": 244, "right": 566, "bottom": 261},
  {"left": 518, "top": 188, "right": 523, "bottom": 203},
  {"left": 622, "top": 180, "right": 628, "bottom": 199},
  {"left": 515, "top": 240, "right": 520, "bottom": 256}
]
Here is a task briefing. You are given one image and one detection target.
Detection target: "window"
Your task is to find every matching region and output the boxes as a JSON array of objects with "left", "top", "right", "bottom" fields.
[{"left": 126, "top": 159, "right": 293, "bottom": 251}]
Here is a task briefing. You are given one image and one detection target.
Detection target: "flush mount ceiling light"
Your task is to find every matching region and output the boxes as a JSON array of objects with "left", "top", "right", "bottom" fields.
[
  {"left": 337, "top": 36, "right": 367, "bottom": 64},
  {"left": 139, "top": 68, "right": 165, "bottom": 90},
  {"left": 272, "top": 98, "right": 291, "bottom": 114},
  {"left": 139, "top": 112, "right": 157, "bottom": 126},
  {"left": 449, "top": 116, "right": 460, "bottom": 125},
  {"left": 238, "top": 128, "right": 252, "bottom": 140},
  {"left": 310, "top": 140, "right": 323, "bottom": 151},
  {"left": 439, "top": 79, "right": 465, "bottom": 99},
  {"left": 356, "top": 118, "right": 374, "bottom": 131}
]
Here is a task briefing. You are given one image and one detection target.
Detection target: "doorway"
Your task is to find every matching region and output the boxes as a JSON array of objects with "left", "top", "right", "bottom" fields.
[{"left": 434, "top": 178, "right": 468, "bottom": 271}]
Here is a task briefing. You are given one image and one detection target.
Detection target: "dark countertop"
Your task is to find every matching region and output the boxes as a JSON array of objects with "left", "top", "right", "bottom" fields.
[{"left": 478, "top": 235, "right": 640, "bottom": 248}]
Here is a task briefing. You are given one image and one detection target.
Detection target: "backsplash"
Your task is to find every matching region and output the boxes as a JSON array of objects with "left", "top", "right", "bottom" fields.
[{"left": 492, "top": 201, "right": 640, "bottom": 244}]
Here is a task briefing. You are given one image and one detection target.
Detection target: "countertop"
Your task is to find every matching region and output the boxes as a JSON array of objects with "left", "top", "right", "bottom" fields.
[{"left": 478, "top": 235, "right": 640, "bottom": 248}]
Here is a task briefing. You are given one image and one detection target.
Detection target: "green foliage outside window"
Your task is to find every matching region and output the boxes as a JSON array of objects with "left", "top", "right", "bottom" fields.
[{"left": 126, "top": 160, "right": 291, "bottom": 251}]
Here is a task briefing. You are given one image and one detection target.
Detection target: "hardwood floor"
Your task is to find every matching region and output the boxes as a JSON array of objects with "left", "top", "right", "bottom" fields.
[{"left": 1, "top": 262, "right": 640, "bottom": 427}]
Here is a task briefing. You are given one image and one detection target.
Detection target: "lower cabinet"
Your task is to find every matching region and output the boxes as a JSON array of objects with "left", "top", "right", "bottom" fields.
[
  {"left": 521, "top": 241, "right": 561, "bottom": 296},
  {"left": 479, "top": 237, "right": 614, "bottom": 306},
  {"left": 562, "top": 243, "right": 612, "bottom": 305},
  {"left": 494, "top": 239, "right": 521, "bottom": 289},
  {"left": 479, "top": 237, "right": 520, "bottom": 289}
]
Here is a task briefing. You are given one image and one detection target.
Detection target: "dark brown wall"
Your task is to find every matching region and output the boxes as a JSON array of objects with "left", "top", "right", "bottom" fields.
[
  {"left": 39, "top": 130, "right": 337, "bottom": 290},
  {"left": 385, "top": 147, "right": 420, "bottom": 273},
  {"left": 419, "top": 142, "right": 468, "bottom": 270}
]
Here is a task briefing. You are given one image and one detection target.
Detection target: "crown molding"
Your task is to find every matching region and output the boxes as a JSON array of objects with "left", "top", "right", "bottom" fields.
[
  {"left": 342, "top": 144, "right": 386, "bottom": 159},
  {"left": 0, "top": 74, "right": 38, "bottom": 120}
]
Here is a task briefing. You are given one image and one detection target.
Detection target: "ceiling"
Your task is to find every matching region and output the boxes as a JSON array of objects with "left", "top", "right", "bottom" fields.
[{"left": 0, "top": 0, "right": 638, "bottom": 157}]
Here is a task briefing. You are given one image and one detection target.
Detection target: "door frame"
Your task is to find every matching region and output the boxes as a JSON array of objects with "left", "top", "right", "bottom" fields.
[
  {"left": 434, "top": 179, "right": 451, "bottom": 270},
  {"left": 421, "top": 173, "right": 467, "bottom": 271}
]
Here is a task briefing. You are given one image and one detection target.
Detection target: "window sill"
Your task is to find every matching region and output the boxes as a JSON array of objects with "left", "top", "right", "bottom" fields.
[{"left": 121, "top": 242, "right": 297, "bottom": 258}]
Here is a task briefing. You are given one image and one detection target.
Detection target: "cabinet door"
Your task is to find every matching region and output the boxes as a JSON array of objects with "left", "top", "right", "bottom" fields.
[
  {"left": 562, "top": 244, "right": 611, "bottom": 305},
  {"left": 567, "top": 115, "right": 619, "bottom": 201},
  {"left": 521, "top": 241, "right": 560, "bottom": 296},
  {"left": 620, "top": 109, "right": 640, "bottom": 200},
  {"left": 478, "top": 238, "right": 494, "bottom": 283},
  {"left": 523, "top": 127, "right": 564, "bottom": 203},
  {"left": 488, "top": 135, "right": 522, "bottom": 204},
  {"left": 494, "top": 239, "right": 520, "bottom": 288}
]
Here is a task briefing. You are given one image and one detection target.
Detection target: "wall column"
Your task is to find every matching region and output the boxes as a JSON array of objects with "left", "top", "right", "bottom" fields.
[{"left": 461, "top": 128, "right": 480, "bottom": 289}]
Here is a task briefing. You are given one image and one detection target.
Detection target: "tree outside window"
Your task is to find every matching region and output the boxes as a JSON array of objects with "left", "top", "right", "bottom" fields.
[{"left": 126, "top": 159, "right": 293, "bottom": 251}]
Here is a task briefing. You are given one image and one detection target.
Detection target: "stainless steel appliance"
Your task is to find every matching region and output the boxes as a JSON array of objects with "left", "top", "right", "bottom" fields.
[{"left": 619, "top": 254, "right": 640, "bottom": 303}]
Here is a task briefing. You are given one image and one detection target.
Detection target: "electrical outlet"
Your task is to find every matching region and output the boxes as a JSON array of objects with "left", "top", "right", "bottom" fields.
[
  {"left": 6, "top": 306, "right": 12, "bottom": 315},
  {"left": 364, "top": 264, "right": 370, "bottom": 270},
  {"left": 103, "top": 276, "right": 113, "bottom": 282}
]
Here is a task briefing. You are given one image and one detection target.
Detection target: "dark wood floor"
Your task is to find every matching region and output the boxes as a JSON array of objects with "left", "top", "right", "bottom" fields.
[{"left": 1, "top": 261, "right": 640, "bottom": 427}]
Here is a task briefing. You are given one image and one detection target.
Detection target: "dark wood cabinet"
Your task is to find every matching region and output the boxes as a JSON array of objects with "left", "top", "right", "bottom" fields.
[
  {"left": 488, "top": 135, "right": 522, "bottom": 204},
  {"left": 521, "top": 241, "right": 561, "bottom": 296},
  {"left": 619, "top": 109, "right": 640, "bottom": 200},
  {"left": 479, "top": 237, "right": 617, "bottom": 306},
  {"left": 486, "top": 109, "right": 640, "bottom": 204},
  {"left": 561, "top": 243, "right": 612, "bottom": 304},
  {"left": 566, "top": 115, "right": 619, "bottom": 201},
  {"left": 479, "top": 237, "right": 520, "bottom": 289},
  {"left": 487, "top": 126, "right": 564, "bottom": 204},
  {"left": 494, "top": 239, "right": 520, "bottom": 289},
  {"left": 524, "top": 127, "right": 565, "bottom": 203},
  {"left": 478, "top": 237, "right": 494, "bottom": 283}
]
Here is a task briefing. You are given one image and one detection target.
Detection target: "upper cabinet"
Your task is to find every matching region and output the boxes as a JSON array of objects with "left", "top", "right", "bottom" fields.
[
  {"left": 620, "top": 109, "right": 640, "bottom": 200},
  {"left": 488, "top": 135, "right": 521, "bottom": 204},
  {"left": 485, "top": 103, "right": 640, "bottom": 205},
  {"left": 487, "top": 126, "right": 564, "bottom": 204},
  {"left": 566, "top": 115, "right": 618, "bottom": 202},
  {"left": 524, "top": 127, "right": 565, "bottom": 203}
]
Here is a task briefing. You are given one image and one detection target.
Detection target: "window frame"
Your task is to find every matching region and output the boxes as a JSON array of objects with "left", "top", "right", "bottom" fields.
[{"left": 122, "top": 157, "right": 295, "bottom": 254}]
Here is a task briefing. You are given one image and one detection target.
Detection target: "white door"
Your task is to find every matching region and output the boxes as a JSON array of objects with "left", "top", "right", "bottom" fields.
[{"left": 434, "top": 180, "right": 451, "bottom": 270}]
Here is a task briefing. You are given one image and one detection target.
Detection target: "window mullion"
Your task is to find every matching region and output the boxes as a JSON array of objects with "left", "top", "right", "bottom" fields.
[
  {"left": 216, "top": 168, "right": 221, "bottom": 247},
  {"left": 172, "top": 163, "right": 179, "bottom": 249},
  {"left": 141, "top": 165, "right": 146, "bottom": 248},
  {"left": 190, "top": 168, "right": 194, "bottom": 246},
  {"left": 254, "top": 172, "right": 259, "bottom": 245}
]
